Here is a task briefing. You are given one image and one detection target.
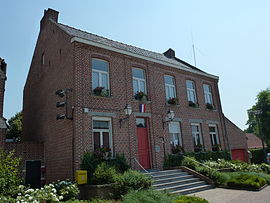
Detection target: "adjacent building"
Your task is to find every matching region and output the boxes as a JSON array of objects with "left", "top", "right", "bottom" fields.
[
  {"left": 0, "top": 58, "right": 7, "bottom": 149},
  {"left": 23, "top": 9, "right": 248, "bottom": 182}
]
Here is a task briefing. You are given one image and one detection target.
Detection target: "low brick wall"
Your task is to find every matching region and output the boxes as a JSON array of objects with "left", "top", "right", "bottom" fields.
[{"left": 5, "top": 141, "right": 44, "bottom": 167}]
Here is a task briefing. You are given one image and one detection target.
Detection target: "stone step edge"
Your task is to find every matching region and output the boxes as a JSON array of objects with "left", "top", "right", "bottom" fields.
[
  {"left": 171, "top": 184, "right": 213, "bottom": 194},
  {"left": 156, "top": 180, "right": 207, "bottom": 191},
  {"left": 151, "top": 172, "right": 189, "bottom": 179},
  {"left": 153, "top": 177, "right": 200, "bottom": 187}
]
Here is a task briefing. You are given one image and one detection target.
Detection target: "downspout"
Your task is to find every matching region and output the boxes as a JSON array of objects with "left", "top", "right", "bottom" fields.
[{"left": 71, "top": 42, "right": 75, "bottom": 180}]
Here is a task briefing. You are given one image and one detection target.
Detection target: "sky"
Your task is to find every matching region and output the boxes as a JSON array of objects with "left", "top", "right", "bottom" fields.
[{"left": 0, "top": 0, "right": 269, "bottom": 130}]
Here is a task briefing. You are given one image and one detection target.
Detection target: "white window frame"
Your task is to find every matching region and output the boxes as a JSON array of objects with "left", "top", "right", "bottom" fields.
[
  {"left": 186, "top": 80, "right": 197, "bottom": 103},
  {"left": 169, "top": 122, "right": 182, "bottom": 147},
  {"left": 164, "top": 75, "right": 176, "bottom": 100},
  {"left": 209, "top": 124, "right": 219, "bottom": 145},
  {"left": 132, "top": 68, "right": 147, "bottom": 95},
  {"left": 203, "top": 84, "right": 213, "bottom": 104},
  {"left": 191, "top": 123, "right": 203, "bottom": 146},
  {"left": 92, "top": 58, "right": 110, "bottom": 91},
  {"left": 92, "top": 117, "right": 113, "bottom": 153}
]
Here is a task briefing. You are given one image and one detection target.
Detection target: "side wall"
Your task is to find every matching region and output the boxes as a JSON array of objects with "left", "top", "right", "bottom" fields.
[{"left": 23, "top": 17, "right": 74, "bottom": 182}]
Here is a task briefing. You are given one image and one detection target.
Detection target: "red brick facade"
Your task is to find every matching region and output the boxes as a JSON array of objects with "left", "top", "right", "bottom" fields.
[{"left": 23, "top": 9, "right": 247, "bottom": 182}]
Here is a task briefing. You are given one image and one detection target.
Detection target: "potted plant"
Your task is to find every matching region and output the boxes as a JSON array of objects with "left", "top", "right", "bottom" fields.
[
  {"left": 93, "top": 87, "right": 109, "bottom": 97},
  {"left": 134, "top": 91, "right": 147, "bottom": 101},
  {"left": 167, "top": 97, "right": 179, "bottom": 105},
  {"left": 194, "top": 144, "right": 203, "bottom": 152},
  {"left": 94, "top": 146, "right": 112, "bottom": 160},
  {"left": 212, "top": 144, "right": 221, "bottom": 152},
  {"left": 206, "top": 103, "right": 214, "bottom": 110},
  {"left": 188, "top": 101, "right": 199, "bottom": 108},
  {"left": 171, "top": 144, "right": 185, "bottom": 154}
]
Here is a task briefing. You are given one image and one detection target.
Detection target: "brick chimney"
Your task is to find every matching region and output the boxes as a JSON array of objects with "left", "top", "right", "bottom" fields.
[
  {"left": 40, "top": 8, "right": 59, "bottom": 28},
  {"left": 163, "top": 48, "right": 175, "bottom": 59}
]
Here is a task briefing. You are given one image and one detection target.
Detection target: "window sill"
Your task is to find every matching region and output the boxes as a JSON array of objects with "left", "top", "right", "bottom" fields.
[
  {"left": 91, "top": 94, "right": 113, "bottom": 99},
  {"left": 205, "top": 108, "right": 217, "bottom": 112},
  {"left": 166, "top": 103, "right": 180, "bottom": 107},
  {"left": 133, "top": 99, "right": 151, "bottom": 104}
]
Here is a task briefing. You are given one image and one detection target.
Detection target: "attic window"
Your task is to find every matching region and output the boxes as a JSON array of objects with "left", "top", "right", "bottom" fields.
[{"left": 41, "top": 53, "right": 45, "bottom": 65}]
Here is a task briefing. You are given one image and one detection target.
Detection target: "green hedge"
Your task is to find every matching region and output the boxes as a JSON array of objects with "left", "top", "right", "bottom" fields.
[
  {"left": 250, "top": 148, "right": 270, "bottom": 164},
  {"left": 227, "top": 173, "right": 266, "bottom": 189},
  {"left": 184, "top": 151, "right": 231, "bottom": 162},
  {"left": 164, "top": 151, "right": 231, "bottom": 168}
]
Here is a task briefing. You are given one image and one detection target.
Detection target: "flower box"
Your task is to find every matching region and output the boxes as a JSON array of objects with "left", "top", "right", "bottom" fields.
[
  {"left": 93, "top": 87, "right": 109, "bottom": 97},
  {"left": 134, "top": 91, "right": 148, "bottom": 102},
  {"left": 167, "top": 97, "right": 179, "bottom": 105},
  {"left": 206, "top": 103, "right": 215, "bottom": 110},
  {"left": 188, "top": 101, "right": 199, "bottom": 108}
]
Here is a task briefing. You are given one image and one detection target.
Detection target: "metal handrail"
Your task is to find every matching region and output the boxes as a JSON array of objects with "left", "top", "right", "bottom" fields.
[{"left": 134, "top": 158, "right": 152, "bottom": 176}]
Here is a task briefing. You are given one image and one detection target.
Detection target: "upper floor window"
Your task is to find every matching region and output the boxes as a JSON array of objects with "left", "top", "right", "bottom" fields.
[
  {"left": 132, "top": 68, "right": 147, "bottom": 99},
  {"left": 41, "top": 53, "right": 45, "bottom": 65},
  {"left": 209, "top": 124, "right": 220, "bottom": 151},
  {"left": 203, "top": 84, "right": 213, "bottom": 104},
  {"left": 186, "top": 80, "right": 197, "bottom": 103},
  {"left": 191, "top": 123, "right": 203, "bottom": 152},
  {"left": 164, "top": 75, "right": 176, "bottom": 100},
  {"left": 92, "top": 58, "right": 109, "bottom": 97}
]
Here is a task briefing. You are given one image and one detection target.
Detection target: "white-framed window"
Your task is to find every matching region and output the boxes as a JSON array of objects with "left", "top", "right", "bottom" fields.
[
  {"left": 92, "top": 58, "right": 109, "bottom": 91},
  {"left": 132, "top": 68, "right": 147, "bottom": 95},
  {"left": 209, "top": 124, "right": 219, "bottom": 145},
  {"left": 92, "top": 117, "right": 113, "bottom": 151},
  {"left": 203, "top": 84, "right": 213, "bottom": 104},
  {"left": 169, "top": 122, "right": 182, "bottom": 147},
  {"left": 186, "top": 80, "right": 197, "bottom": 103},
  {"left": 164, "top": 75, "right": 176, "bottom": 100},
  {"left": 191, "top": 123, "right": 203, "bottom": 146}
]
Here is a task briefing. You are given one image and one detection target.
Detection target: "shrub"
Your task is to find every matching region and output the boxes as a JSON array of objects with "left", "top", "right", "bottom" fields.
[
  {"left": 113, "top": 170, "right": 152, "bottom": 199},
  {"left": 163, "top": 154, "right": 184, "bottom": 168},
  {"left": 227, "top": 173, "right": 266, "bottom": 189},
  {"left": 173, "top": 195, "right": 209, "bottom": 203},
  {"left": 107, "top": 153, "right": 130, "bottom": 173},
  {"left": 250, "top": 148, "right": 270, "bottom": 164},
  {"left": 237, "top": 172, "right": 270, "bottom": 184},
  {"left": 0, "top": 150, "right": 21, "bottom": 196},
  {"left": 81, "top": 152, "right": 130, "bottom": 184},
  {"left": 92, "top": 163, "right": 117, "bottom": 185},
  {"left": 181, "top": 156, "right": 199, "bottom": 170},
  {"left": 122, "top": 189, "right": 176, "bottom": 203},
  {"left": 184, "top": 151, "right": 231, "bottom": 162},
  {"left": 260, "top": 163, "right": 270, "bottom": 174},
  {"left": 53, "top": 179, "right": 79, "bottom": 201}
]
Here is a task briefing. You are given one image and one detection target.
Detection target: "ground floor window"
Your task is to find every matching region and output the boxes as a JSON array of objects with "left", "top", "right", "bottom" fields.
[
  {"left": 92, "top": 117, "right": 112, "bottom": 151},
  {"left": 191, "top": 123, "right": 203, "bottom": 152},
  {"left": 169, "top": 122, "right": 183, "bottom": 153},
  {"left": 209, "top": 124, "right": 220, "bottom": 151}
]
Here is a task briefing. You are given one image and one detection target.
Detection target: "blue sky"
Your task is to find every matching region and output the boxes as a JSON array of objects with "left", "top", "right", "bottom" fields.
[{"left": 1, "top": 0, "right": 269, "bottom": 129}]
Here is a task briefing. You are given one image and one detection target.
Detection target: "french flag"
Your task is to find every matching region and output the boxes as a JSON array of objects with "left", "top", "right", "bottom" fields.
[{"left": 139, "top": 104, "right": 146, "bottom": 113}]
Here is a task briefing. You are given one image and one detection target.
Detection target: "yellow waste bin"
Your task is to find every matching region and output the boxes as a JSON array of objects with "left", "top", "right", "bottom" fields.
[{"left": 75, "top": 170, "right": 87, "bottom": 185}]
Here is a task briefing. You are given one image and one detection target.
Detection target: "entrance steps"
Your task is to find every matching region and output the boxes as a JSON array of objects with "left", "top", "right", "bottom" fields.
[{"left": 147, "top": 169, "right": 213, "bottom": 195}]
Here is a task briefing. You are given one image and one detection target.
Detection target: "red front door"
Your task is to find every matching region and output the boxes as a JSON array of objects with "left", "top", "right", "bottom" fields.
[{"left": 136, "top": 118, "right": 151, "bottom": 169}]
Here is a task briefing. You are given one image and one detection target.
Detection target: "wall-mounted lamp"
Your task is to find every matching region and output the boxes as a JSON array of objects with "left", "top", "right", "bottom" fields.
[
  {"left": 162, "top": 110, "right": 175, "bottom": 129},
  {"left": 119, "top": 104, "right": 132, "bottom": 128}
]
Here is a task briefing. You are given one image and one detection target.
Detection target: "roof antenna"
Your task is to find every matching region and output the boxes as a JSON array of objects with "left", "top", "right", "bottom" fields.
[{"left": 191, "top": 30, "right": 197, "bottom": 67}]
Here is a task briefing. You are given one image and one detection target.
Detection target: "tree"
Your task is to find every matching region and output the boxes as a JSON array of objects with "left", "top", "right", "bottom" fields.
[
  {"left": 246, "top": 88, "right": 270, "bottom": 146},
  {"left": 6, "top": 111, "right": 22, "bottom": 141}
]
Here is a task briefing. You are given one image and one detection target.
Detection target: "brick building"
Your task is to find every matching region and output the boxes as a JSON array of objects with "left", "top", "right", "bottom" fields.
[{"left": 23, "top": 9, "right": 248, "bottom": 182}]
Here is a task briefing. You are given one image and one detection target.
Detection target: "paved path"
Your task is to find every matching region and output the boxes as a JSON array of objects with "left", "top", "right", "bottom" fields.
[{"left": 189, "top": 186, "right": 270, "bottom": 203}]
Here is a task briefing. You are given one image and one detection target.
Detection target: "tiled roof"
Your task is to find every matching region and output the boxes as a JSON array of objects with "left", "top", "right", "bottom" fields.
[
  {"left": 52, "top": 20, "right": 217, "bottom": 78},
  {"left": 246, "top": 133, "right": 266, "bottom": 149}
]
